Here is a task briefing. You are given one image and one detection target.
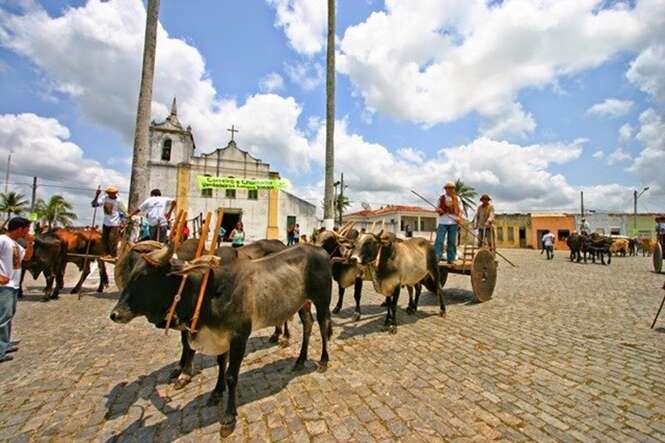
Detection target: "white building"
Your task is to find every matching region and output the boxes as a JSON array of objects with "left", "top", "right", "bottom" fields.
[
  {"left": 146, "top": 99, "right": 318, "bottom": 242},
  {"left": 343, "top": 205, "right": 438, "bottom": 239}
]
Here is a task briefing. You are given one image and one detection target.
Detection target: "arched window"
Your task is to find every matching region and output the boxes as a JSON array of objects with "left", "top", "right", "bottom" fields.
[{"left": 161, "top": 139, "right": 172, "bottom": 161}]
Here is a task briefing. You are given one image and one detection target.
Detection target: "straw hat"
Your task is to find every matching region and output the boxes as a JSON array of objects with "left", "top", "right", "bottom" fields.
[
  {"left": 480, "top": 194, "right": 491, "bottom": 202},
  {"left": 105, "top": 185, "right": 119, "bottom": 194},
  {"left": 444, "top": 181, "right": 455, "bottom": 189}
]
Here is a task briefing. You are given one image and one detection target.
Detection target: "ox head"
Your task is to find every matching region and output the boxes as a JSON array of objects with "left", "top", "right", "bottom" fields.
[
  {"left": 110, "top": 241, "right": 180, "bottom": 326},
  {"left": 349, "top": 231, "right": 392, "bottom": 266}
]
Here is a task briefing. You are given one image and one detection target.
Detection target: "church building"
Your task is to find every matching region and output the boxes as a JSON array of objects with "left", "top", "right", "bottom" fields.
[{"left": 146, "top": 99, "right": 318, "bottom": 242}]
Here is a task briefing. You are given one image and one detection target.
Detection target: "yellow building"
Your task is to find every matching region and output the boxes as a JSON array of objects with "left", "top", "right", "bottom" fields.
[{"left": 494, "top": 214, "right": 533, "bottom": 248}]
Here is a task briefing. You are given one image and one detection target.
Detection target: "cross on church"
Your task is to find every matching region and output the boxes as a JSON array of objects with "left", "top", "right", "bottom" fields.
[{"left": 227, "top": 124, "right": 239, "bottom": 142}]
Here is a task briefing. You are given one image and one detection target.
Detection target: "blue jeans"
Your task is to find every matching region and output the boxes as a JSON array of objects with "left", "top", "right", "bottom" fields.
[
  {"left": 434, "top": 224, "right": 458, "bottom": 262},
  {"left": 0, "top": 286, "right": 17, "bottom": 358}
]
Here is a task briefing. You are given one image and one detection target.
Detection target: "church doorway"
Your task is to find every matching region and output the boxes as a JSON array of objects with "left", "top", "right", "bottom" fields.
[{"left": 221, "top": 209, "right": 242, "bottom": 241}]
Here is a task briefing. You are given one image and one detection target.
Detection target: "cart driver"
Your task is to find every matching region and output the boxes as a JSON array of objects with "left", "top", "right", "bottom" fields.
[{"left": 473, "top": 194, "right": 495, "bottom": 247}]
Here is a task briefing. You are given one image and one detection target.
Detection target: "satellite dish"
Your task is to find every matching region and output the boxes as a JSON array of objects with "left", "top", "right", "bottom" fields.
[{"left": 361, "top": 202, "right": 372, "bottom": 211}]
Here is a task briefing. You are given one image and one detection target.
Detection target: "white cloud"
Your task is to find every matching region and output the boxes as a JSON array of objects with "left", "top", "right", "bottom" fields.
[
  {"left": 606, "top": 147, "right": 632, "bottom": 165},
  {"left": 0, "top": 0, "right": 312, "bottom": 171},
  {"left": 586, "top": 98, "right": 634, "bottom": 118},
  {"left": 397, "top": 147, "right": 425, "bottom": 163},
  {"left": 480, "top": 102, "right": 536, "bottom": 141},
  {"left": 630, "top": 108, "right": 665, "bottom": 194},
  {"left": 258, "top": 72, "right": 285, "bottom": 92},
  {"left": 338, "top": 0, "right": 663, "bottom": 127},
  {"left": 593, "top": 150, "right": 605, "bottom": 159},
  {"left": 618, "top": 123, "right": 633, "bottom": 143},
  {"left": 627, "top": 44, "right": 665, "bottom": 102},
  {"left": 284, "top": 60, "right": 324, "bottom": 91},
  {"left": 265, "top": 0, "right": 326, "bottom": 55},
  {"left": 0, "top": 113, "right": 128, "bottom": 224}
]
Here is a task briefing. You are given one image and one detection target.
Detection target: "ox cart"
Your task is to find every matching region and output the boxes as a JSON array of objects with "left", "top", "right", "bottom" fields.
[
  {"left": 654, "top": 216, "right": 665, "bottom": 274},
  {"left": 438, "top": 229, "right": 499, "bottom": 302}
]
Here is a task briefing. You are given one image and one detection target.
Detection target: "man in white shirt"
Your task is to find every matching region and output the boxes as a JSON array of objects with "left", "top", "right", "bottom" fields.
[
  {"left": 542, "top": 230, "right": 556, "bottom": 260},
  {"left": 131, "top": 189, "right": 176, "bottom": 242},
  {"left": 579, "top": 217, "right": 591, "bottom": 236},
  {"left": 92, "top": 185, "right": 123, "bottom": 257},
  {"left": 0, "top": 217, "right": 33, "bottom": 363}
]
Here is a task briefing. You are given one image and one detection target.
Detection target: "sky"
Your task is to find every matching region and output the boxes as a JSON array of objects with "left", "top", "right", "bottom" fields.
[{"left": 0, "top": 0, "right": 664, "bottom": 224}]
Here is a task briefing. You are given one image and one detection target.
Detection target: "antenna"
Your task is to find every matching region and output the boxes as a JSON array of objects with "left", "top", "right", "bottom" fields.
[{"left": 361, "top": 201, "right": 371, "bottom": 211}]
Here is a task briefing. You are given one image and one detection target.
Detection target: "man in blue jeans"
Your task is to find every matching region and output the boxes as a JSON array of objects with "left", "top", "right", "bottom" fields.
[
  {"left": 434, "top": 181, "right": 462, "bottom": 263},
  {"left": 0, "top": 217, "right": 33, "bottom": 363}
]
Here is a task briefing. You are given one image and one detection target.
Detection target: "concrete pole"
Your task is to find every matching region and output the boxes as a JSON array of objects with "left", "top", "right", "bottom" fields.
[
  {"left": 30, "top": 176, "right": 37, "bottom": 211},
  {"left": 323, "top": 0, "right": 336, "bottom": 230},
  {"left": 634, "top": 189, "right": 638, "bottom": 237},
  {"left": 128, "top": 0, "right": 160, "bottom": 211}
]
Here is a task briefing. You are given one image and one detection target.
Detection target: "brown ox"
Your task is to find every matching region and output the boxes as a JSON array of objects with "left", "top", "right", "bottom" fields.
[
  {"left": 610, "top": 238, "right": 629, "bottom": 257},
  {"left": 53, "top": 227, "right": 109, "bottom": 293},
  {"left": 638, "top": 238, "right": 657, "bottom": 257}
]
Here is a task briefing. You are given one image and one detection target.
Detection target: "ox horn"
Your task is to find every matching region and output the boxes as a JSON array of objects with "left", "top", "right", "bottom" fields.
[{"left": 143, "top": 241, "right": 176, "bottom": 267}]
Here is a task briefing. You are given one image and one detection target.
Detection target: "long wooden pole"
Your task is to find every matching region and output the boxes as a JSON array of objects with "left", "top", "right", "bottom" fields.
[
  {"left": 651, "top": 291, "right": 665, "bottom": 329},
  {"left": 78, "top": 185, "right": 101, "bottom": 300},
  {"left": 190, "top": 209, "right": 224, "bottom": 332},
  {"left": 164, "top": 211, "right": 209, "bottom": 334}
]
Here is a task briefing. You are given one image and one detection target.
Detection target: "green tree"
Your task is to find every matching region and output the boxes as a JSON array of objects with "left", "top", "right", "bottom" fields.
[
  {"left": 454, "top": 179, "right": 477, "bottom": 217},
  {"left": 35, "top": 195, "right": 77, "bottom": 229},
  {"left": 335, "top": 194, "right": 351, "bottom": 226},
  {"left": 0, "top": 191, "right": 29, "bottom": 221}
]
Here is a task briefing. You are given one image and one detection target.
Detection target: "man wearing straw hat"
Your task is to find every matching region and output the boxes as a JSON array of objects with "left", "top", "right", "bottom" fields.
[
  {"left": 92, "top": 185, "right": 122, "bottom": 258},
  {"left": 434, "top": 181, "right": 461, "bottom": 264},
  {"left": 473, "top": 194, "right": 495, "bottom": 247}
]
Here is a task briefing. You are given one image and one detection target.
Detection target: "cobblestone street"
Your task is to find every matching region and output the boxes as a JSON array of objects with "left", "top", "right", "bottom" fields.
[{"left": 1, "top": 249, "right": 664, "bottom": 442}]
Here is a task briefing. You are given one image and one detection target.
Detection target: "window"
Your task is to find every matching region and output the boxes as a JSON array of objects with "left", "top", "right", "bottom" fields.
[
  {"left": 557, "top": 229, "right": 570, "bottom": 241},
  {"left": 225, "top": 189, "right": 236, "bottom": 199},
  {"left": 201, "top": 174, "right": 212, "bottom": 198},
  {"left": 507, "top": 226, "right": 514, "bottom": 242},
  {"left": 638, "top": 230, "right": 651, "bottom": 239},
  {"left": 248, "top": 189, "right": 258, "bottom": 200},
  {"left": 496, "top": 227, "right": 504, "bottom": 242},
  {"left": 420, "top": 217, "right": 436, "bottom": 232},
  {"left": 161, "top": 139, "right": 172, "bottom": 161},
  {"left": 595, "top": 228, "right": 605, "bottom": 235},
  {"left": 610, "top": 228, "right": 621, "bottom": 236}
]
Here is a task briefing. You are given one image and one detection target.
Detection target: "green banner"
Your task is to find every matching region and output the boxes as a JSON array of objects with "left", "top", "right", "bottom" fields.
[
  {"left": 197, "top": 175, "right": 289, "bottom": 190},
  {"left": 28, "top": 212, "right": 39, "bottom": 222}
]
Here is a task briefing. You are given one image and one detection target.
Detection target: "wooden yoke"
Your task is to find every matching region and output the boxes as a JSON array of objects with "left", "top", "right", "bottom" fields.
[
  {"left": 164, "top": 211, "right": 210, "bottom": 334},
  {"left": 190, "top": 208, "right": 224, "bottom": 332},
  {"left": 170, "top": 209, "right": 185, "bottom": 247}
]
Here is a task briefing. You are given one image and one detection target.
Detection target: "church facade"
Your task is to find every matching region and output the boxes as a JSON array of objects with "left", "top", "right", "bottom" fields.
[{"left": 146, "top": 99, "right": 318, "bottom": 242}]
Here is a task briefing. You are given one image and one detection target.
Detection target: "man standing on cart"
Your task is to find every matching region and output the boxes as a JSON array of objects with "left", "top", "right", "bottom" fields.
[
  {"left": 434, "top": 181, "right": 461, "bottom": 264},
  {"left": 473, "top": 194, "right": 495, "bottom": 248}
]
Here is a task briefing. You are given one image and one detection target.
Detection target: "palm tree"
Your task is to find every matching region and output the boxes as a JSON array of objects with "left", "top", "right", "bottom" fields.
[
  {"left": 0, "top": 191, "right": 29, "bottom": 221},
  {"left": 35, "top": 195, "right": 77, "bottom": 229},
  {"left": 454, "top": 179, "right": 477, "bottom": 217},
  {"left": 322, "top": 0, "right": 336, "bottom": 228},
  {"left": 129, "top": 0, "right": 160, "bottom": 211},
  {"left": 335, "top": 194, "right": 351, "bottom": 226}
]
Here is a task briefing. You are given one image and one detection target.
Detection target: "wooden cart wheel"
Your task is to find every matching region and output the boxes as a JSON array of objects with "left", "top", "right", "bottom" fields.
[
  {"left": 654, "top": 242, "right": 663, "bottom": 274},
  {"left": 471, "top": 248, "right": 497, "bottom": 302}
]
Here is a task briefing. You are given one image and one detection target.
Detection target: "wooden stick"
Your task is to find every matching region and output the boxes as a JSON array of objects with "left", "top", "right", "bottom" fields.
[
  {"left": 164, "top": 211, "right": 210, "bottom": 334},
  {"left": 369, "top": 221, "right": 376, "bottom": 234},
  {"left": 651, "top": 292, "right": 665, "bottom": 329},
  {"left": 78, "top": 185, "right": 101, "bottom": 300},
  {"left": 190, "top": 209, "right": 224, "bottom": 332}
]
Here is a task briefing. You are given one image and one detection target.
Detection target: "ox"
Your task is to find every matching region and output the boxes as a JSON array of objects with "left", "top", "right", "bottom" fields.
[
  {"left": 610, "top": 238, "right": 629, "bottom": 256},
  {"left": 54, "top": 228, "right": 109, "bottom": 294},
  {"left": 110, "top": 243, "right": 332, "bottom": 431},
  {"left": 348, "top": 232, "right": 444, "bottom": 333},
  {"left": 114, "top": 238, "right": 290, "bottom": 389},
  {"left": 19, "top": 232, "right": 66, "bottom": 300}
]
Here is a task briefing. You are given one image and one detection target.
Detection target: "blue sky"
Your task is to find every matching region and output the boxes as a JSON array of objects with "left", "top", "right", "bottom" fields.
[{"left": 0, "top": 0, "right": 663, "bottom": 222}]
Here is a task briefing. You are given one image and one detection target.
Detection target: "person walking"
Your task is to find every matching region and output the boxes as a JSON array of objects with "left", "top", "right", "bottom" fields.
[
  {"left": 230, "top": 222, "right": 245, "bottom": 249},
  {"left": 92, "top": 186, "right": 123, "bottom": 257},
  {"left": 0, "top": 217, "right": 33, "bottom": 363},
  {"left": 130, "top": 189, "right": 176, "bottom": 243},
  {"left": 473, "top": 194, "right": 495, "bottom": 247},
  {"left": 542, "top": 230, "right": 556, "bottom": 260},
  {"left": 217, "top": 226, "right": 226, "bottom": 248},
  {"left": 287, "top": 225, "right": 295, "bottom": 246},
  {"left": 405, "top": 224, "right": 413, "bottom": 238},
  {"left": 434, "top": 181, "right": 462, "bottom": 264},
  {"left": 294, "top": 224, "right": 301, "bottom": 244}
]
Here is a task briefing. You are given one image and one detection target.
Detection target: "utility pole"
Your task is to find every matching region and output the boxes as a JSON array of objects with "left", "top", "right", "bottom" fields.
[
  {"left": 580, "top": 191, "right": 584, "bottom": 218},
  {"left": 128, "top": 0, "right": 160, "bottom": 211},
  {"left": 323, "top": 0, "right": 336, "bottom": 230},
  {"left": 338, "top": 173, "right": 345, "bottom": 226},
  {"left": 634, "top": 187, "right": 650, "bottom": 236},
  {"left": 30, "top": 176, "right": 37, "bottom": 211},
  {"left": 4, "top": 153, "right": 11, "bottom": 194}
]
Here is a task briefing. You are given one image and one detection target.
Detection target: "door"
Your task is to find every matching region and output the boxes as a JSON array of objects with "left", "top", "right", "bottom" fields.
[
  {"left": 536, "top": 230, "right": 548, "bottom": 250},
  {"left": 519, "top": 227, "right": 527, "bottom": 248},
  {"left": 221, "top": 210, "right": 242, "bottom": 241}
]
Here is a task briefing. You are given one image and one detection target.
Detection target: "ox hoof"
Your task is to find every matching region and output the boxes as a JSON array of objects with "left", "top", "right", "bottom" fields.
[
  {"left": 352, "top": 312, "right": 361, "bottom": 322},
  {"left": 70, "top": 288, "right": 81, "bottom": 294},
  {"left": 50, "top": 294, "right": 60, "bottom": 300},
  {"left": 168, "top": 368, "right": 182, "bottom": 380},
  {"left": 219, "top": 415, "right": 237, "bottom": 436},
  {"left": 173, "top": 376, "right": 191, "bottom": 390},
  {"left": 268, "top": 333, "right": 279, "bottom": 344},
  {"left": 317, "top": 362, "right": 328, "bottom": 373},
  {"left": 332, "top": 305, "right": 341, "bottom": 314},
  {"left": 278, "top": 339, "right": 290, "bottom": 349},
  {"left": 206, "top": 391, "right": 223, "bottom": 406},
  {"left": 96, "top": 288, "right": 104, "bottom": 294},
  {"left": 388, "top": 325, "right": 397, "bottom": 335},
  {"left": 439, "top": 309, "right": 446, "bottom": 318},
  {"left": 40, "top": 296, "right": 50, "bottom": 303},
  {"left": 406, "top": 306, "right": 416, "bottom": 315},
  {"left": 292, "top": 360, "right": 306, "bottom": 372}
]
